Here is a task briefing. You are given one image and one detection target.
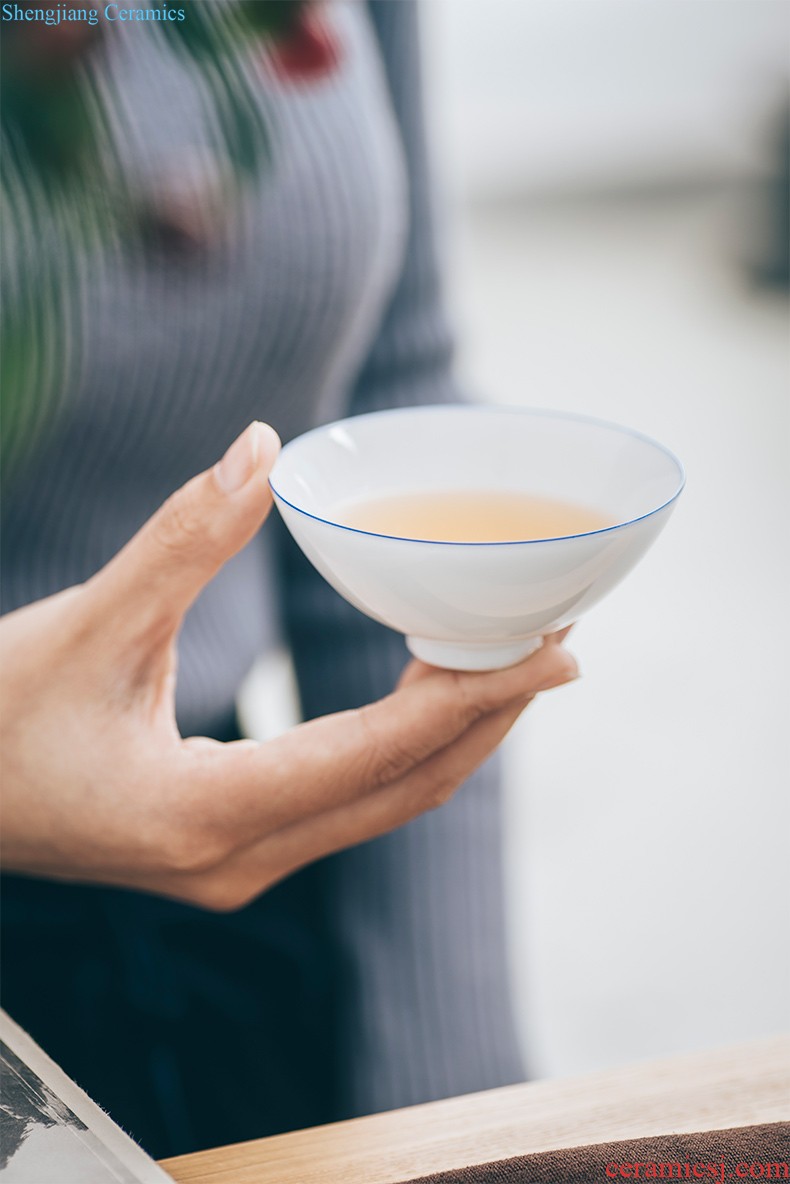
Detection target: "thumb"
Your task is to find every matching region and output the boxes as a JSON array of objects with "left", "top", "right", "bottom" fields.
[{"left": 91, "top": 422, "right": 281, "bottom": 634}]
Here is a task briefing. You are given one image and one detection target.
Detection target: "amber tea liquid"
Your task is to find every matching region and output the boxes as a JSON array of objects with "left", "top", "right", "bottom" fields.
[{"left": 338, "top": 490, "right": 613, "bottom": 542}]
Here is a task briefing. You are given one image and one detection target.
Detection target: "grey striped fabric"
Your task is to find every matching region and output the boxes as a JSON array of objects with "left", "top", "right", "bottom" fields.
[{"left": 1, "top": 1, "right": 524, "bottom": 1118}]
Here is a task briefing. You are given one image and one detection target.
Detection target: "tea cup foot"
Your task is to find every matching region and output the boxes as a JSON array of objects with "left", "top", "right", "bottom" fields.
[{"left": 405, "top": 635, "right": 544, "bottom": 672}]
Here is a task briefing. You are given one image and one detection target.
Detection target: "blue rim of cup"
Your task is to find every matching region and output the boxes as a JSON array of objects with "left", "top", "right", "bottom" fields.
[{"left": 268, "top": 404, "right": 687, "bottom": 547}]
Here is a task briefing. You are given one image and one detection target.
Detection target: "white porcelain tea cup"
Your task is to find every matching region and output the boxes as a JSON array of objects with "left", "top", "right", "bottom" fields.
[{"left": 269, "top": 406, "right": 684, "bottom": 671}]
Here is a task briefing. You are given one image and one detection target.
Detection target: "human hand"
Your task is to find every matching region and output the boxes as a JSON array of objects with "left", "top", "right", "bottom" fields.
[{"left": 0, "top": 422, "right": 578, "bottom": 911}]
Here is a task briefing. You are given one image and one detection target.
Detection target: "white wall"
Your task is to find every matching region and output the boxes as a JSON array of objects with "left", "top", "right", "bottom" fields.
[{"left": 423, "top": 0, "right": 789, "bottom": 197}]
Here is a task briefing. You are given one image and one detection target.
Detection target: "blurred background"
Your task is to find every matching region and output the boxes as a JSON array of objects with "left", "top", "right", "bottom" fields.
[
  {"left": 240, "top": 0, "right": 790, "bottom": 1082},
  {"left": 4, "top": 1, "right": 786, "bottom": 1157},
  {"left": 421, "top": 0, "right": 790, "bottom": 1078}
]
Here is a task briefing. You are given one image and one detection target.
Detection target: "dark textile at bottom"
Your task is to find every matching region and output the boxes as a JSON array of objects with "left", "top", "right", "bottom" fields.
[{"left": 397, "top": 1123, "right": 790, "bottom": 1184}]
